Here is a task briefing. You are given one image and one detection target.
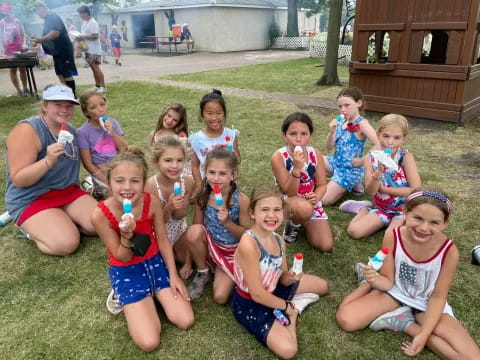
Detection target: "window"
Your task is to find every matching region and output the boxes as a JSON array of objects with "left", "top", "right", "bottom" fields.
[{"left": 421, "top": 30, "right": 448, "bottom": 64}]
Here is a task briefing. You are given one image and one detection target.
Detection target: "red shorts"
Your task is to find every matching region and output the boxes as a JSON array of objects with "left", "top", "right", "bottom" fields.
[
  {"left": 17, "top": 185, "right": 89, "bottom": 226},
  {"left": 112, "top": 47, "right": 121, "bottom": 58}
]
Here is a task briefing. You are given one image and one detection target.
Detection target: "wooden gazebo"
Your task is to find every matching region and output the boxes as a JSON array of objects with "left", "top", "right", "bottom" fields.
[{"left": 349, "top": 0, "right": 480, "bottom": 123}]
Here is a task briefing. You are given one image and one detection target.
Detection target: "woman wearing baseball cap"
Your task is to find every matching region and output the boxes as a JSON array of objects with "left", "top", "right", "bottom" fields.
[{"left": 5, "top": 84, "right": 97, "bottom": 256}]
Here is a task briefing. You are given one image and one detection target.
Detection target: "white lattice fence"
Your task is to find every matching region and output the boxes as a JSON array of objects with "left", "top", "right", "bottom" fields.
[
  {"left": 272, "top": 37, "right": 311, "bottom": 49},
  {"left": 309, "top": 39, "right": 352, "bottom": 65}
]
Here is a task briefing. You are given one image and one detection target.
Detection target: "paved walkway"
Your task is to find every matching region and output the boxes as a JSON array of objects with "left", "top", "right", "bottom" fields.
[{"left": 0, "top": 49, "right": 337, "bottom": 111}]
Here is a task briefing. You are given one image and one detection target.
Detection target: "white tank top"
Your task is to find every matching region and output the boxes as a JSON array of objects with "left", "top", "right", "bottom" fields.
[{"left": 387, "top": 227, "right": 454, "bottom": 317}]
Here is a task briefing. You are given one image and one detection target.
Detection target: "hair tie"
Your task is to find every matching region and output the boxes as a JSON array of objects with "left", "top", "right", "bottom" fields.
[{"left": 406, "top": 191, "right": 452, "bottom": 213}]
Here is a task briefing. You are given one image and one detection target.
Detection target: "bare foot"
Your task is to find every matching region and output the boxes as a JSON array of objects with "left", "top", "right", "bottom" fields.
[{"left": 179, "top": 263, "right": 193, "bottom": 280}]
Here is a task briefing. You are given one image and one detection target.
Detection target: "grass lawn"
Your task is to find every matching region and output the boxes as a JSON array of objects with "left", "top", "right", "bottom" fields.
[
  {"left": 0, "top": 73, "right": 479, "bottom": 359},
  {"left": 161, "top": 57, "right": 350, "bottom": 96}
]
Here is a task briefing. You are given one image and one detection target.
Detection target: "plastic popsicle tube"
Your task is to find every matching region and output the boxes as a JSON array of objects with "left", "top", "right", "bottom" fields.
[
  {"left": 370, "top": 148, "right": 399, "bottom": 172},
  {"left": 368, "top": 248, "right": 389, "bottom": 271},
  {"left": 173, "top": 182, "right": 182, "bottom": 195},
  {"left": 213, "top": 184, "right": 224, "bottom": 206},
  {"left": 57, "top": 124, "right": 74, "bottom": 144},
  {"left": 99, "top": 115, "right": 111, "bottom": 134},
  {"left": 292, "top": 253, "right": 303, "bottom": 275}
]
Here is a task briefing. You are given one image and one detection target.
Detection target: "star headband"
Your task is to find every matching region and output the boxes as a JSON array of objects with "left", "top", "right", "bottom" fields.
[{"left": 406, "top": 191, "right": 452, "bottom": 213}]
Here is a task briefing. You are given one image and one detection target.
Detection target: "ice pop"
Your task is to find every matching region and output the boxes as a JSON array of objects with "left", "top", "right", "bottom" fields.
[{"left": 213, "top": 184, "right": 224, "bottom": 206}]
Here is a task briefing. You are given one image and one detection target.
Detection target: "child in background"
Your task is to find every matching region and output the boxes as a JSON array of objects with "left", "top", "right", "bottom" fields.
[
  {"left": 339, "top": 114, "right": 421, "bottom": 240},
  {"left": 91, "top": 148, "right": 193, "bottom": 352},
  {"left": 149, "top": 102, "right": 191, "bottom": 176},
  {"left": 336, "top": 190, "right": 480, "bottom": 359},
  {"left": 189, "top": 89, "right": 240, "bottom": 192},
  {"left": 99, "top": 24, "right": 109, "bottom": 64},
  {"left": 322, "top": 87, "right": 379, "bottom": 205},
  {"left": 185, "top": 147, "right": 250, "bottom": 302},
  {"left": 109, "top": 25, "right": 123, "bottom": 66},
  {"left": 78, "top": 90, "right": 128, "bottom": 200},
  {"left": 145, "top": 136, "right": 194, "bottom": 279},
  {"left": 231, "top": 184, "right": 328, "bottom": 359},
  {"left": 271, "top": 112, "right": 333, "bottom": 250}
]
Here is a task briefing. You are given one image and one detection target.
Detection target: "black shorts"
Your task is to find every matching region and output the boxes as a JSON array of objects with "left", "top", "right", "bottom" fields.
[{"left": 53, "top": 53, "right": 78, "bottom": 78}]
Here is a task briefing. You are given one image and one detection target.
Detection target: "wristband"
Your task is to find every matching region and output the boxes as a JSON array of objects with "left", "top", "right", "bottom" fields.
[
  {"left": 283, "top": 300, "right": 293, "bottom": 312},
  {"left": 292, "top": 171, "right": 300, "bottom": 178},
  {"left": 44, "top": 158, "right": 51, "bottom": 170},
  {"left": 119, "top": 241, "right": 131, "bottom": 249}
]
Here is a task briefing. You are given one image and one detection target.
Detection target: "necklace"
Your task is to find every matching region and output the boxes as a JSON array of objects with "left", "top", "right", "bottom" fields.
[{"left": 40, "top": 116, "right": 78, "bottom": 160}]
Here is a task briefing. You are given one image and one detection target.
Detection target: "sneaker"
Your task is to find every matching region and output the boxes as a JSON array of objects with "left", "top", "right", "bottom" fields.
[
  {"left": 354, "top": 262, "right": 366, "bottom": 283},
  {"left": 369, "top": 306, "right": 415, "bottom": 332},
  {"left": 96, "top": 86, "right": 107, "bottom": 93},
  {"left": 283, "top": 220, "right": 301, "bottom": 244},
  {"left": 339, "top": 200, "right": 372, "bottom": 214},
  {"left": 292, "top": 293, "right": 320, "bottom": 315},
  {"left": 106, "top": 289, "right": 123, "bottom": 315},
  {"left": 115, "top": 59, "right": 118, "bottom": 65},
  {"left": 472, "top": 245, "right": 480, "bottom": 265},
  {"left": 81, "top": 176, "right": 94, "bottom": 193},
  {"left": 15, "top": 226, "right": 31, "bottom": 240},
  {"left": 187, "top": 270, "right": 209, "bottom": 300},
  {"left": 352, "top": 182, "right": 364, "bottom": 196}
]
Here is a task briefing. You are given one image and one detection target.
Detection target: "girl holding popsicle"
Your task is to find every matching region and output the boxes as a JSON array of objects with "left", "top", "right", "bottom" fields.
[
  {"left": 322, "top": 87, "right": 379, "bottom": 205},
  {"left": 91, "top": 147, "right": 193, "bottom": 351},
  {"left": 77, "top": 90, "right": 127, "bottom": 199},
  {"left": 189, "top": 89, "right": 240, "bottom": 192},
  {"left": 271, "top": 112, "right": 333, "bottom": 250},
  {"left": 185, "top": 147, "right": 250, "bottom": 302},
  {"left": 145, "top": 136, "right": 195, "bottom": 279}
]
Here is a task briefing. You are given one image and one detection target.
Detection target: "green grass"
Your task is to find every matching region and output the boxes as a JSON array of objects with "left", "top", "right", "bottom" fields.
[
  {"left": 161, "top": 57, "right": 350, "bottom": 96},
  {"left": 1, "top": 75, "right": 479, "bottom": 359}
]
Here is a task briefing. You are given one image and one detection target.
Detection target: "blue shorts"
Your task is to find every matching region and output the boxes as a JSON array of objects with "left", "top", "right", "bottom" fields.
[
  {"left": 230, "top": 281, "right": 299, "bottom": 346},
  {"left": 326, "top": 156, "right": 363, "bottom": 191},
  {"left": 109, "top": 253, "right": 170, "bottom": 306}
]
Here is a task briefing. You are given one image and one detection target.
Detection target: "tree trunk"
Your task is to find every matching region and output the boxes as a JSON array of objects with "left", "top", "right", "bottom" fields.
[
  {"left": 317, "top": 0, "right": 343, "bottom": 85},
  {"left": 287, "top": 0, "right": 299, "bottom": 37}
]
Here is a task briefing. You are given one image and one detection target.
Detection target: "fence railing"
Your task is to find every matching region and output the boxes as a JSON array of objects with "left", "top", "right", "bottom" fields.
[{"left": 272, "top": 37, "right": 352, "bottom": 65}]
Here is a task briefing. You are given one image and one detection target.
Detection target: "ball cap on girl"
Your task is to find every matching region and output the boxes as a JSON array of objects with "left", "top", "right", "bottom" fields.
[{"left": 43, "top": 86, "right": 79, "bottom": 104}]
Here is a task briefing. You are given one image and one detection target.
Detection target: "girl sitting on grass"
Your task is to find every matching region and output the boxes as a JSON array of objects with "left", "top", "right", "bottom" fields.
[
  {"left": 78, "top": 90, "right": 128, "bottom": 200},
  {"left": 271, "top": 112, "right": 332, "bottom": 250},
  {"left": 339, "top": 114, "right": 421, "bottom": 240},
  {"left": 145, "top": 136, "right": 195, "bottom": 280},
  {"left": 336, "top": 189, "right": 480, "bottom": 359},
  {"left": 185, "top": 147, "right": 250, "bottom": 302},
  {"left": 91, "top": 147, "right": 193, "bottom": 352},
  {"left": 231, "top": 184, "right": 328, "bottom": 359}
]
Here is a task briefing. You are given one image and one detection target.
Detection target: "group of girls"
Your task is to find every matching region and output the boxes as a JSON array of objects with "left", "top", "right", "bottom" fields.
[{"left": 76, "top": 85, "right": 479, "bottom": 359}]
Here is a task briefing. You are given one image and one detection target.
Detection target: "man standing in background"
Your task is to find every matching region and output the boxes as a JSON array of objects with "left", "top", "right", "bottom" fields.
[
  {"left": 32, "top": 1, "right": 77, "bottom": 96},
  {"left": 77, "top": 5, "right": 105, "bottom": 92}
]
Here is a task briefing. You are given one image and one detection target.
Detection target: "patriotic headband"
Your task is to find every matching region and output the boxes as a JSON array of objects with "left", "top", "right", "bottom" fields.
[{"left": 406, "top": 191, "right": 452, "bottom": 213}]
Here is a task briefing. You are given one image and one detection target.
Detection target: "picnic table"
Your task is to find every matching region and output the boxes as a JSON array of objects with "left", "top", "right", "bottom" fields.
[
  {"left": 0, "top": 55, "right": 39, "bottom": 98},
  {"left": 139, "top": 36, "right": 184, "bottom": 54}
]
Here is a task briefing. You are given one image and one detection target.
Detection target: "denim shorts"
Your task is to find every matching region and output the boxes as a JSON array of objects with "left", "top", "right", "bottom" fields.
[
  {"left": 230, "top": 281, "right": 299, "bottom": 346},
  {"left": 109, "top": 253, "right": 170, "bottom": 306}
]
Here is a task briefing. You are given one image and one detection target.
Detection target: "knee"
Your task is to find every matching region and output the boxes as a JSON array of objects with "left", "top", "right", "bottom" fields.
[
  {"left": 36, "top": 234, "right": 80, "bottom": 256},
  {"left": 213, "top": 291, "right": 229, "bottom": 305},
  {"left": 186, "top": 225, "right": 204, "bottom": 244},
  {"left": 336, "top": 309, "right": 358, "bottom": 333},
  {"left": 173, "top": 313, "right": 194, "bottom": 330},
  {"left": 347, "top": 224, "right": 364, "bottom": 240},
  {"left": 274, "top": 341, "right": 297, "bottom": 359},
  {"left": 292, "top": 202, "right": 313, "bottom": 222},
  {"left": 135, "top": 336, "right": 160, "bottom": 352}
]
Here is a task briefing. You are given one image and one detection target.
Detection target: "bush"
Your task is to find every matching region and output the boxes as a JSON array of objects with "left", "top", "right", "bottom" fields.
[{"left": 268, "top": 20, "right": 281, "bottom": 48}]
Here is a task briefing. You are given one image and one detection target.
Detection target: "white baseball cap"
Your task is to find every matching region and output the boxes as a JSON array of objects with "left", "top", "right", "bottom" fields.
[{"left": 42, "top": 85, "right": 79, "bottom": 104}]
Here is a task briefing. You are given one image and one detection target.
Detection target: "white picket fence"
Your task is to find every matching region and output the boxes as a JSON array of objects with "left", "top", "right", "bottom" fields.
[{"left": 272, "top": 37, "right": 353, "bottom": 65}]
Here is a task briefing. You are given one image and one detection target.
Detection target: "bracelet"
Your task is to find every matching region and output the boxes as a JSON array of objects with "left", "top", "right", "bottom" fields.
[
  {"left": 292, "top": 171, "right": 300, "bottom": 178},
  {"left": 374, "top": 176, "right": 382, "bottom": 181},
  {"left": 283, "top": 301, "right": 293, "bottom": 312},
  {"left": 44, "top": 158, "right": 51, "bottom": 170}
]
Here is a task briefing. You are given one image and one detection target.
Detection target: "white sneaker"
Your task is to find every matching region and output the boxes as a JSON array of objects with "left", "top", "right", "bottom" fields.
[
  {"left": 292, "top": 292, "right": 320, "bottom": 315},
  {"left": 369, "top": 306, "right": 414, "bottom": 332},
  {"left": 96, "top": 86, "right": 107, "bottom": 93},
  {"left": 106, "top": 289, "right": 123, "bottom": 315}
]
